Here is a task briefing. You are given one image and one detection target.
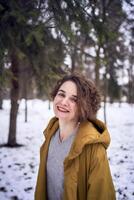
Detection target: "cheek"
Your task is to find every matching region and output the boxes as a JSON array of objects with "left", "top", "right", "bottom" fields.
[
  {"left": 53, "top": 102, "right": 58, "bottom": 116},
  {"left": 71, "top": 104, "right": 78, "bottom": 114},
  {"left": 53, "top": 98, "right": 58, "bottom": 109},
  {"left": 53, "top": 96, "right": 61, "bottom": 114},
  {"left": 53, "top": 95, "right": 61, "bottom": 103},
  {"left": 53, "top": 96, "right": 58, "bottom": 105}
]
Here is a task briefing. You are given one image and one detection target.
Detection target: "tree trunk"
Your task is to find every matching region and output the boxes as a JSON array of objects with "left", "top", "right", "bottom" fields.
[
  {"left": 0, "top": 99, "right": 3, "bottom": 109},
  {"left": 95, "top": 45, "right": 101, "bottom": 87},
  {"left": 103, "top": 72, "right": 109, "bottom": 124},
  {"left": 8, "top": 50, "right": 20, "bottom": 146},
  {"left": 24, "top": 83, "right": 28, "bottom": 122},
  {"left": 128, "top": 65, "right": 134, "bottom": 104},
  {"left": 48, "top": 100, "right": 51, "bottom": 110},
  {"left": 103, "top": 90, "right": 107, "bottom": 124},
  {"left": 25, "top": 98, "right": 28, "bottom": 122},
  {"left": 0, "top": 64, "right": 3, "bottom": 110},
  {"left": 71, "top": 44, "right": 77, "bottom": 73},
  {"left": 0, "top": 89, "right": 3, "bottom": 109}
]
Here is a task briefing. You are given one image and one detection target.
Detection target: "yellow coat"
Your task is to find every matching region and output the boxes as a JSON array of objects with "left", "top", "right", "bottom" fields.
[{"left": 35, "top": 117, "right": 116, "bottom": 200}]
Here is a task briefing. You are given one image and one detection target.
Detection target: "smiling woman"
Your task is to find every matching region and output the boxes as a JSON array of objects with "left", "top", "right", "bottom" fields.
[
  {"left": 35, "top": 73, "right": 116, "bottom": 200},
  {"left": 53, "top": 81, "right": 79, "bottom": 142}
]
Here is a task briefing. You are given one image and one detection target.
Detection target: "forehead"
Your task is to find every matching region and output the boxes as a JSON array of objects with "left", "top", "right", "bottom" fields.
[{"left": 59, "top": 81, "right": 77, "bottom": 95}]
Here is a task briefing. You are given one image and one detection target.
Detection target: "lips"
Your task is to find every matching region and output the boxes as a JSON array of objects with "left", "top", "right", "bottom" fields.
[{"left": 57, "top": 106, "right": 69, "bottom": 113}]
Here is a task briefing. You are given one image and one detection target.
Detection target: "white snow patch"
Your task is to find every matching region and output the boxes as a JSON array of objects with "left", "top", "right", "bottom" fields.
[{"left": 0, "top": 100, "right": 134, "bottom": 200}]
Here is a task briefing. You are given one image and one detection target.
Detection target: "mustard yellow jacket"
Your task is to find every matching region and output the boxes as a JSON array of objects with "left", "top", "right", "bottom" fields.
[{"left": 35, "top": 117, "right": 116, "bottom": 200}]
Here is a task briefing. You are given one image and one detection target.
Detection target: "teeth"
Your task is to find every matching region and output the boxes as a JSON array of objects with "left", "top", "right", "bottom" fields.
[{"left": 58, "top": 106, "right": 69, "bottom": 112}]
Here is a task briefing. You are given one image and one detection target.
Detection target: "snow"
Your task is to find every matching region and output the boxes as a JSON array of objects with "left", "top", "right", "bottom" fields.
[{"left": 0, "top": 99, "right": 134, "bottom": 200}]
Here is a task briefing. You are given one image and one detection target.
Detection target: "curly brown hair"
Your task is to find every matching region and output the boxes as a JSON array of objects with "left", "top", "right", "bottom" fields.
[{"left": 51, "top": 73, "right": 101, "bottom": 121}]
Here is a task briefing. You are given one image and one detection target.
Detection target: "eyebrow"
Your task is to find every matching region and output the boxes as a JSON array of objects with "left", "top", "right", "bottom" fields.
[{"left": 58, "top": 89, "right": 77, "bottom": 98}]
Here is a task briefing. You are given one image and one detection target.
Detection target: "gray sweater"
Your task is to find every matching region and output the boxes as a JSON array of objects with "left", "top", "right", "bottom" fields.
[{"left": 46, "top": 128, "right": 77, "bottom": 200}]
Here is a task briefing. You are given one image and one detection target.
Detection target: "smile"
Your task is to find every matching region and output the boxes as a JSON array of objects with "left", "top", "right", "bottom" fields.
[{"left": 57, "top": 106, "right": 69, "bottom": 113}]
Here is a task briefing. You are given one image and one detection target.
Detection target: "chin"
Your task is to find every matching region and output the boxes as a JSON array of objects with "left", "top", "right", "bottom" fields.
[
  {"left": 56, "top": 115, "right": 69, "bottom": 120},
  {"left": 55, "top": 113, "right": 69, "bottom": 121}
]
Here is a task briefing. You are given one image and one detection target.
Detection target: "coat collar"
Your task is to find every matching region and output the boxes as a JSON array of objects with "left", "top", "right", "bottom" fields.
[{"left": 44, "top": 117, "right": 110, "bottom": 161}]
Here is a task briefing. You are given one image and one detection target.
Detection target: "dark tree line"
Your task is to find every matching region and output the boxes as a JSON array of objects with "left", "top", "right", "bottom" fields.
[{"left": 0, "top": 0, "right": 134, "bottom": 146}]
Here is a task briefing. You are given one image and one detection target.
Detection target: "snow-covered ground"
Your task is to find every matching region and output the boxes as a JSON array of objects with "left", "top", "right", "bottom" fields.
[{"left": 0, "top": 99, "right": 134, "bottom": 200}]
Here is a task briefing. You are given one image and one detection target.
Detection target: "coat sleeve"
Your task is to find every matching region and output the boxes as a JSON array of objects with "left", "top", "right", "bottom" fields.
[{"left": 87, "top": 143, "right": 116, "bottom": 200}]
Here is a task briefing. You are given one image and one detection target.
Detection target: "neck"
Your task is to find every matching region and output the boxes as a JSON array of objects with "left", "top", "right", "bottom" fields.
[{"left": 59, "top": 119, "right": 79, "bottom": 141}]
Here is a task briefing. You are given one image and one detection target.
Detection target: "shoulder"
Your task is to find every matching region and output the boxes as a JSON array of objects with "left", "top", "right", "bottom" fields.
[
  {"left": 85, "top": 143, "right": 108, "bottom": 170},
  {"left": 43, "top": 117, "right": 59, "bottom": 138},
  {"left": 84, "top": 142, "right": 107, "bottom": 158},
  {"left": 78, "top": 143, "right": 108, "bottom": 178}
]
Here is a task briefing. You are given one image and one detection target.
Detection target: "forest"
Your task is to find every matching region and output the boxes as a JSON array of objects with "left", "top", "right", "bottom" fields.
[
  {"left": 0, "top": 1, "right": 134, "bottom": 199},
  {"left": 0, "top": 0, "right": 134, "bottom": 147}
]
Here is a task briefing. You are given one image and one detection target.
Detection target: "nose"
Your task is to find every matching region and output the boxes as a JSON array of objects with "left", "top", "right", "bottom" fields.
[{"left": 61, "top": 97, "right": 69, "bottom": 105}]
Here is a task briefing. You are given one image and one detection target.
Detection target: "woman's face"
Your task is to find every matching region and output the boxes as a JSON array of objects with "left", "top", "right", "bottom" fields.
[{"left": 53, "top": 80, "right": 78, "bottom": 123}]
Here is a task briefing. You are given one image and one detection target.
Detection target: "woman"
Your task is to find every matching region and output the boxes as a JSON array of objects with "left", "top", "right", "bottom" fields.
[{"left": 35, "top": 73, "right": 116, "bottom": 200}]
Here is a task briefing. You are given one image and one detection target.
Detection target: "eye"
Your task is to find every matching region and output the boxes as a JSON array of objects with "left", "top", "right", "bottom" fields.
[
  {"left": 70, "top": 97, "right": 77, "bottom": 103},
  {"left": 57, "top": 92, "right": 65, "bottom": 97}
]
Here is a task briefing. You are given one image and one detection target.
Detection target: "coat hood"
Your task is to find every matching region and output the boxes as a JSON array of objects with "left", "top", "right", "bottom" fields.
[{"left": 44, "top": 117, "right": 111, "bottom": 161}]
